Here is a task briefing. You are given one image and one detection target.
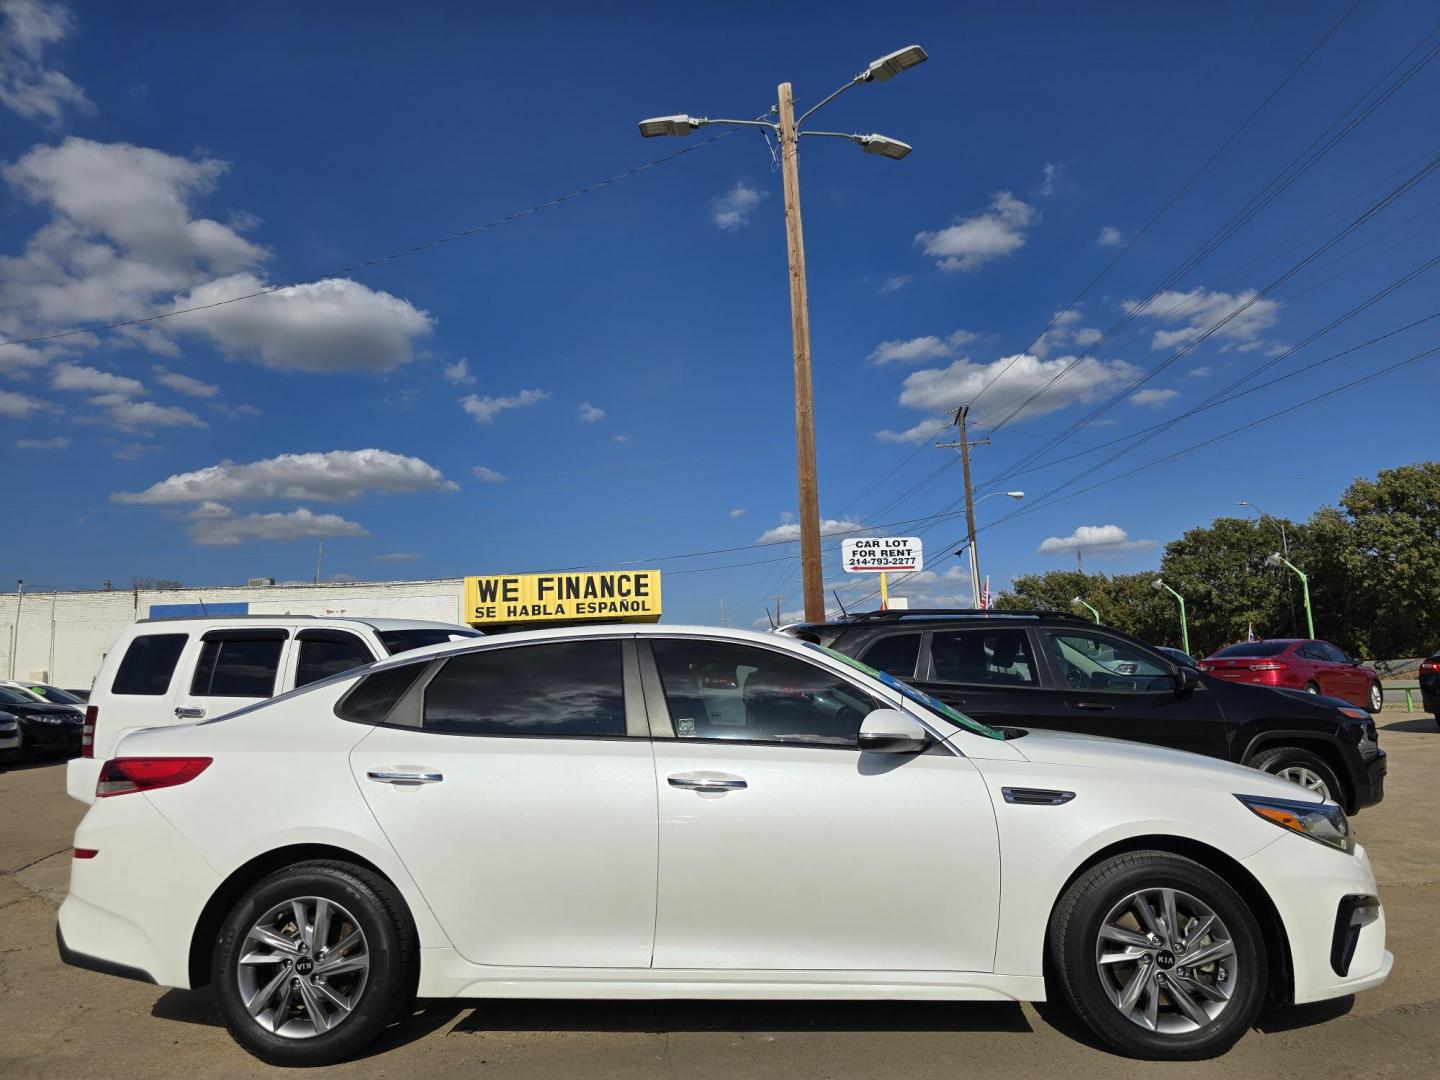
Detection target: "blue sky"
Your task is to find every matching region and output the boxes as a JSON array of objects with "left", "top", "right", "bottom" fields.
[{"left": 1, "top": 0, "right": 1437, "bottom": 623}]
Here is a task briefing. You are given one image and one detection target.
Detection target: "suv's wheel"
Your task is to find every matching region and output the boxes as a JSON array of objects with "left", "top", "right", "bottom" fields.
[
  {"left": 1367, "top": 681, "right": 1383, "bottom": 714},
  {"left": 1049, "top": 851, "right": 1266, "bottom": 1059},
  {"left": 212, "top": 860, "right": 415, "bottom": 1066},
  {"left": 1247, "top": 745, "right": 1342, "bottom": 804}
]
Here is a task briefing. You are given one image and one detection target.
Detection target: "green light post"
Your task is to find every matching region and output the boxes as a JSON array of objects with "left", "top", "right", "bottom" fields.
[
  {"left": 1265, "top": 552, "right": 1314, "bottom": 638},
  {"left": 1151, "top": 578, "right": 1189, "bottom": 655},
  {"left": 1071, "top": 596, "right": 1101, "bottom": 624}
]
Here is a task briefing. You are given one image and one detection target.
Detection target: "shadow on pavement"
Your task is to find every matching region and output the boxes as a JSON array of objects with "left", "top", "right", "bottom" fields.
[
  {"left": 450, "top": 998, "right": 1032, "bottom": 1035},
  {"left": 1380, "top": 718, "right": 1435, "bottom": 733}
]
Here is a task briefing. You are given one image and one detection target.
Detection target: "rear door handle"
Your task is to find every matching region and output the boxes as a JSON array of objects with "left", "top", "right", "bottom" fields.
[
  {"left": 367, "top": 769, "right": 444, "bottom": 785},
  {"left": 668, "top": 773, "right": 747, "bottom": 794},
  {"left": 1073, "top": 701, "right": 1115, "bottom": 712},
  {"left": 174, "top": 706, "right": 206, "bottom": 719}
]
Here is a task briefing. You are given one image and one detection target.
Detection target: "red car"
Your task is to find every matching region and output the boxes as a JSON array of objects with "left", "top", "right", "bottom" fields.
[{"left": 1198, "top": 638, "right": 1384, "bottom": 712}]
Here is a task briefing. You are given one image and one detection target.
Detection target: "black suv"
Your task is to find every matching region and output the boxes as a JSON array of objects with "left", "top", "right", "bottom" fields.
[{"left": 784, "top": 609, "right": 1386, "bottom": 812}]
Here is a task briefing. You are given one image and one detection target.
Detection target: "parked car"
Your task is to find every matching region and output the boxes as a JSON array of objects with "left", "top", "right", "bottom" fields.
[
  {"left": 0, "top": 710, "right": 19, "bottom": 762},
  {"left": 1420, "top": 648, "right": 1439, "bottom": 720},
  {"left": 0, "top": 684, "right": 83, "bottom": 759},
  {"left": 782, "top": 610, "right": 1385, "bottom": 811},
  {"left": 63, "top": 688, "right": 91, "bottom": 703},
  {"left": 1198, "top": 639, "right": 1383, "bottom": 712},
  {"left": 0, "top": 679, "right": 88, "bottom": 708},
  {"left": 60, "top": 624, "right": 1389, "bottom": 1064},
  {"left": 66, "top": 615, "right": 482, "bottom": 803}
]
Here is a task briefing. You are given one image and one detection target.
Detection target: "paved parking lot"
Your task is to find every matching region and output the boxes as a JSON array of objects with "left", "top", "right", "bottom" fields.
[{"left": 2, "top": 715, "right": 1437, "bottom": 1078}]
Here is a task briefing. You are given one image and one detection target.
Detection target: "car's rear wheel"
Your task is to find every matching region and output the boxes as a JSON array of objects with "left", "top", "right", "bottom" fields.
[
  {"left": 1247, "top": 745, "right": 1342, "bottom": 804},
  {"left": 1304, "top": 682, "right": 1320, "bottom": 694},
  {"left": 1049, "top": 851, "right": 1266, "bottom": 1059},
  {"left": 1367, "top": 682, "right": 1383, "bottom": 713},
  {"left": 212, "top": 860, "right": 415, "bottom": 1067}
]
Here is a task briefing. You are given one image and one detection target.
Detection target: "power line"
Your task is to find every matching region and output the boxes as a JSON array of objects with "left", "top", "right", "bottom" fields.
[{"left": 0, "top": 130, "right": 737, "bottom": 353}]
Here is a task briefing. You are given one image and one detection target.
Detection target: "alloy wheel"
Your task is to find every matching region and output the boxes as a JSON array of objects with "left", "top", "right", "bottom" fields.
[
  {"left": 1094, "top": 887, "right": 1239, "bottom": 1034},
  {"left": 1370, "top": 683, "right": 1383, "bottom": 711},
  {"left": 1273, "top": 764, "right": 1331, "bottom": 800},
  {"left": 235, "top": 896, "right": 370, "bottom": 1038}
]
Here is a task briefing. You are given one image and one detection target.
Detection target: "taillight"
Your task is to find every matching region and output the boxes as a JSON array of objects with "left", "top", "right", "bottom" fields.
[
  {"left": 1421, "top": 660, "right": 1440, "bottom": 673},
  {"left": 74, "top": 848, "right": 98, "bottom": 859},
  {"left": 1197, "top": 662, "right": 1214, "bottom": 671},
  {"left": 81, "top": 704, "right": 97, "bottom": 759},
  {"left": 1248, "top": 662, "right": 1285, "bottom": 670},
  {"left": 96, "top": 757, "right": 212, "bottom": 798}
]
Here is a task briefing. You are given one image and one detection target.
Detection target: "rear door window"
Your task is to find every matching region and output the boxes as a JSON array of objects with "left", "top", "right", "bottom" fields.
[
  {"left": 111, "top": 633, "right": 188, "bottom": 696},
  {"left": 857, "top": 633, "right": 922, "bottom": 678},
  {"left": 929, "top": 628, "right": 1037, "bottom": 686},
  {"left": 191, "top": 635, "right": 285, "bottom": 697},
  {"left": 295, "top": 631, "right": 375, "bottom": 688}
]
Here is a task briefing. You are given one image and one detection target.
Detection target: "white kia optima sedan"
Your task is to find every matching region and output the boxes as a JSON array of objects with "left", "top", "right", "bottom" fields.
[{"left": 58, "top": 625, "right": 1390, "bottom": 1065}]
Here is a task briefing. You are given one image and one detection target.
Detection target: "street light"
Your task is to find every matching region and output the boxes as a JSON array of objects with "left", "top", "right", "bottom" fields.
[
  {"left": 1072, "top": 596, "right": 1101, "bottom": 623},
  {"left": 639, "top": 45, "right": 927, "bottom": 622},
  {"left": 1152, "top": 578, "right": 1190, "bottom": 655},
  {"left": 1265, "top": 552, "right": 1315, "bottom": 638},
  {"left": 1237, "top": 499, "right": 1297, "bottom": 636}
]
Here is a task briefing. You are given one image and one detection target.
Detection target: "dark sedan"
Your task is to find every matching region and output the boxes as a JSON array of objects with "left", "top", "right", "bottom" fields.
[
  {"left": 0, "top": 685, "right": 83, "bottom": 760},
  {"left": 1421, "top": 648, "right": 1439, "bottom": 719}
]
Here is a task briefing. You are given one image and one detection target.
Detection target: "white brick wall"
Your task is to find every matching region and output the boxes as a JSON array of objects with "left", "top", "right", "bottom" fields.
[{"left": 0, "top": 578, "right": 466, "bottom": 690}]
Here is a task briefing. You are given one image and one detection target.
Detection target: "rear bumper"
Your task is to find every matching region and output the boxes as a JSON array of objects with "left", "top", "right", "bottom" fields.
[{"left": 56, "top": 924, "right": 155, "bottom": 984}]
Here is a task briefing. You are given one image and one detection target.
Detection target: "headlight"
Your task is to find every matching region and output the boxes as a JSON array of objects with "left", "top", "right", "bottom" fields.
[
  {"left": 1237, "top": 794, "right": 1354, "bottom": 854},
  {"left": 29, "top": 714, "right": 65, "bottom": 725}
]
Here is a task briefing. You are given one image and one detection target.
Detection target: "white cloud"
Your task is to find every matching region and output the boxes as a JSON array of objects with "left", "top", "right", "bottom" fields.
[
  {"left": 915, "top": 191, "right": 1039, "bottom": 272},
  {"left": 166, "top": 274, "right": 433, "bottom": 373},
  {"left": 375, "top": 551, "right": 422, "bottom": 563},
  {"left": 471, "top": 465, "right": 506, "bottom": 483},
  {"left": 868, "top": 329, "right": 977, "bottom": 366},
  {"left": 0, "top": 388, "right": 48, "bottom": 416},
  {"left": 150, "top": 365, "right": 217, "bottom": 397},
  {"left": 1130, "top": 387, "right": 1179, "bottom": 408},
  {"left": 879, "top": 273, "right": 912, "bottom": 294},
  {"left": 1188, "top": 366, "right": 1212, "bottom": 378},
  {"left": 756, "top": 516, "right": 866, "bottom": 544},
  {"left": 1038, "top": 524, "right": 1156, "bottom": 558},
  {"left": 113, "top": 448, "right": 457, "bottom": 504},
  {"left": 1123, "top": 287, "right": 1281, "bottom": 351},
  {"left": 102, "top": 399, "right": 206, "bottom": 430},
  {"left": 1037, "top": 162, "right": 1060, "bottom": 197},
  {"left": 710, "top": 180, "right": 765, "bottom": 230},
  {"left": 15, "top": 433, "right": 66, "bottom": 448},
  {"left": 876, "top": 351, "right": 1139, "bottom": 440},
  {"left": 1032, "top": 307, "right": 1102, "bottom": 358},
  {"left": 0, "top": 0, "right": 92, "bottom": 127},
  {"left": 460, "top": 388, "right": 548, "bottom": 424},
  {"left": 728, "top": 507, "right": 746, "bottom": 518},
  {"left": 577, "top": 401, "right": 605, "bottom": 423},
  {"left": 186, "top": 502, "right": 369, "bottom": 546},
  {"left": 1096, "top": 225, "right": 1125, "bottom": 247},
  {"left": 0, "top": 340, "right": 48, "bottom": 374},
  {"left": 443, "top": 358, "right": 475, "bottom": 385},
  {"left": 613, "top": 434, "right": 629, "bottom": 443},
  {"left": 49, "top": 361, "right": 143, "bottom": 397}
]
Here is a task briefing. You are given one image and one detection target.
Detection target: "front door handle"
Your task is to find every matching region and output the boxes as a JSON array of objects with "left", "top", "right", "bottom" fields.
[
  {"left": 366, "top": 769, "right": 444, "bottom": 785},
  {"left": 668, "top": 773, "right": 747, "bottom": 794},
  {"left": 174, "top": 706, "right": 206, "bottom": 719},
  {"left": 1073, "top": 701, "right": 1115, "bottom": 712}
]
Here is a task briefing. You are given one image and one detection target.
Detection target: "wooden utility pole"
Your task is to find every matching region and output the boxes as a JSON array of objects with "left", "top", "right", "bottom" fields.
[
  {"left": 937, "top": 405, "right": 988, "bottom": 607},
  {"left": 777, "top": 82, "right": 824, "bottom": 623}
]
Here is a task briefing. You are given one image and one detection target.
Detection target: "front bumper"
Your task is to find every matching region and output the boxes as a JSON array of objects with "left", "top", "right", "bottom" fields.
[
  {"left": 1352, "top": 748, "right": 1387, "bottom": 810},
  {"left": 1243, "top": 836, "right": 1391, "bottom": 1005},
  {"left": 21, "top": 720, "right": 82, "bottom": 753}
]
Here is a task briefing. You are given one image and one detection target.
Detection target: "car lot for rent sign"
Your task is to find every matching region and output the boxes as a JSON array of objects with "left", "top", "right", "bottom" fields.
[{"left": 841, "top": 537, "right": 924, "bottom": 574}]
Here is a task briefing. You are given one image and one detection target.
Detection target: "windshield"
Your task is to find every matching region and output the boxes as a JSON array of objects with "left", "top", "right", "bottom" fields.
[
  {"left": 806, "top": 642, "right": 1007, "bottom": 740},
  {"left": 27, "top": 684, "right": 83, "bottom": 705},
  {"left": 1212, "top": 641, "right": 1290, "bottom": 658},
  {"left": 378, "top": 628, "right": 483, "bottom": 655},
  {"left": 0, "top": 686, "right": 38, "bottom": 705}
]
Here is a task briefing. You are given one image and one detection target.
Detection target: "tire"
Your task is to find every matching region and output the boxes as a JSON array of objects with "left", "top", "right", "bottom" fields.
[
  {"left": 212, "top": 860, "right": 416, "bottom": 1067},
  {"left": 1304, "top": 682, "right": 1320, "bottom": 695},
  {"left": 1367, "top": 682, "right": 1383, "bottom": 714},
  {"left": 1049, "top": 851, "right": 1267, "bottom": 1060},
  {"left": 1247, "top": 745, "right": 1344, "bottom": 804}
]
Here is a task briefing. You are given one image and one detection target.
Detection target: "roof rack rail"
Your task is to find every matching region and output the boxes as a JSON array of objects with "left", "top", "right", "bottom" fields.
[
  {"left": 843, "top": 608, "right": 1092, "bottom": 623},
  {"left": 136, "top": 613, "right": 320, "bottom": 624}
]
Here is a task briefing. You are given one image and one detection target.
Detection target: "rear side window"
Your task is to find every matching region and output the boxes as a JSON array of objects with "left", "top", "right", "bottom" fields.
[
  {"left": 296, "top": 632, "right": 374, "bottom": 688},
  {"left": 858, "top": 633, "right": 921, "bottom": 678},
  {"left": 379, "top": 628, "right": 482, "bottom": 655},
  {"left": 338, "top": 663, "right": 428, "bottom": 724},
  {"left": 423, "top": 640, "right": 625, "bottom": 737},
  {"left": 191, "top": 637, "right": 284, "bottom": 698},
  {"left": 1212, "top": 641, "right": 1289, "bottom": 658},
  {"left": 111, "top": 633, "right": 188, "bottom": 696}
]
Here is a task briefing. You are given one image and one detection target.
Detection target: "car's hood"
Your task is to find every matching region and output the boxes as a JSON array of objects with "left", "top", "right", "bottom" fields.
[{"left": 1000, "top": 727, "right": 1323, "bottom": 803}]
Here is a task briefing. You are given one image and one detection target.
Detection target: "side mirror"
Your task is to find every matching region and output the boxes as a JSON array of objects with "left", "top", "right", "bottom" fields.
[
  {"left": 857, "top": 708, "right": 932, "bottom": 754},
  {"left": 1175, "top": 666, "right": 1200, "bottom": 693}
]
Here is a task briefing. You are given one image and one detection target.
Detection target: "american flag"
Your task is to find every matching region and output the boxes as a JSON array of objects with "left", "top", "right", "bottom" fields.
[
  {"left": 1247, "top": 621, "right": 1258, "bottom": 642},
  {"left": 980, "top": 576, "right": 993, "bottom": 610}
]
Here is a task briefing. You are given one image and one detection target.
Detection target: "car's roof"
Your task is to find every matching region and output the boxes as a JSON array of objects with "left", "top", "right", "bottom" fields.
[{"left": 131, "top": 614, "right": 476, "bottom": 632}]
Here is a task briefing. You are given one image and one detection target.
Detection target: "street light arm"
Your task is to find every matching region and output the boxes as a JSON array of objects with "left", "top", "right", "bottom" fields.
[
  {"left": 795, "top": 77, "right": 864, "bottom": 127},
  {"left": 705, "top": 117, "right": 780, "bottom": 131}
]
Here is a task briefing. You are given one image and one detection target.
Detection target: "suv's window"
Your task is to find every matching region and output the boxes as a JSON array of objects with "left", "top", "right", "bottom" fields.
[
  {"left": 296, "top": 633, "right": 374, "bottom": 688},
  {"left": 379, "top": 628, "right": 482, "bottom": 655},
  {"left": 652, "top": 639, "right": 879, "bottom": 746},
  {"left": 111, "top": 633, "right": 188, "bottom": 696},
  {"left": 423, "top": 640, "right": 625, "bottom": 736},
  {"left": 191, "top": 638, "right": 284, "bottom": 698},
  {"left": 929, "top": 629, "right": 1036, "bottom": 686},
  {"left": 858, "top": 633, "right": 922, "bottom": 678},
  {"left": 1044, "top": 630, "right": 1173, "bottom": 692}
]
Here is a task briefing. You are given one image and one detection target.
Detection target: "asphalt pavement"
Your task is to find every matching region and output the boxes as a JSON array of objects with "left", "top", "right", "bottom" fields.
[{"left": 1, "top": 713, "right": 1437, "bottom": 1078}]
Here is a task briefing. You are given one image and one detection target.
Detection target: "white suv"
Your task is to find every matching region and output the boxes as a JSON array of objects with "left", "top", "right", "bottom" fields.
[{"left": 66, "top": 615, "right": 480, "bottom": 803}]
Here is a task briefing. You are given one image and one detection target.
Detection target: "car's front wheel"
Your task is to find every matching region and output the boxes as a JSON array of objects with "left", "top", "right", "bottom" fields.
[
  {"left": 1247, "top": 745, "right": 1342, "bottom": 804},
  {"left": 1367, "top": 682, "right": 1383, "bottom": 713},
  {"left": 212, "top": 860, "right": 416, "bottom": 1066},
  {"left": 1049, "top": 851, "right": 1267, "bottom": 1059}
]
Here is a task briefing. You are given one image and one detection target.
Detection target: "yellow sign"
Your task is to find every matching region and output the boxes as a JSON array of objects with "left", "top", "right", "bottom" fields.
[{"left": 464, "top": 570, "right": 662, "bottom": 625}]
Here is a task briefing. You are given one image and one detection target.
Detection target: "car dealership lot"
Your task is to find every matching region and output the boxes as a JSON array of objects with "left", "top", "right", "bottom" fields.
[{"left": 1, "top": 717, "right": 1437, "bottom": 1078}]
